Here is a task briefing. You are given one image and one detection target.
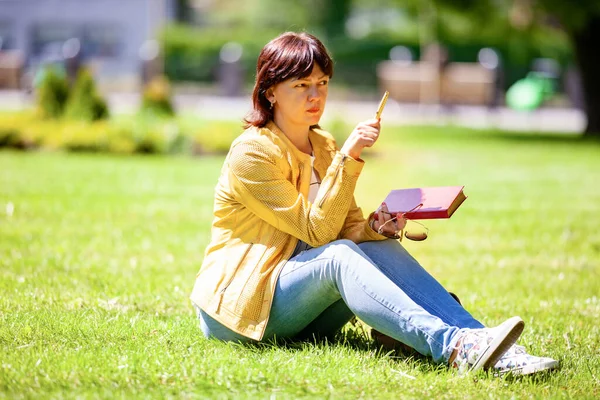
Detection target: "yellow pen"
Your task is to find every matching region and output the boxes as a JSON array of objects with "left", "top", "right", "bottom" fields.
[{"left": 375, "top": 90, "right": 390, "bottom": 119}]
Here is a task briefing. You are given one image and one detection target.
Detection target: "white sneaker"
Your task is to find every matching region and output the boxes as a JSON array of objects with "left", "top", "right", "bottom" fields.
[
  {"left": 493, "top": 344, "right": 559, "bottom": 375},
  {"left": 451, "top": 316, "right": 525, "bottom": 374}
]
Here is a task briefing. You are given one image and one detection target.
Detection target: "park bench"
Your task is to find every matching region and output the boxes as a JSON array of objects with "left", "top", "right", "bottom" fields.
[{"left": 377, "top": 60, "right": 497, "bottom": 106}]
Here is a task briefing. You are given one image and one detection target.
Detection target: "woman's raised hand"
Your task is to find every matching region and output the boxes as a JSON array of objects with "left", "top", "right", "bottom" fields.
[{"left": 340, "top": 118, "right": 381, "bottom": 160}]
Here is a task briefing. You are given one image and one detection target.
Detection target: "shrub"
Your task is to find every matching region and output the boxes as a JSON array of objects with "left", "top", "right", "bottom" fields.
[
  {"left": 58, "top": 121, "right": 111, "bottom": 152},
  {"left": 0, "top": 111, "right": 39, "bottom": 148},
  {"left": 0, "top": 111, "right": 231, "bottom": 156},
  {"left": 35, "top": 66, "right": 70, "bottom": 119},
  {"left": 160, "top": 24, "right": 276, "bottom": 83},
  {"left": 141, "top": 76, "right": 175, "bottom": 117},
  {"left": 22, "top": 119, "right": 63, "bottom": 149},
  {"left": 64, "top": 68, "right": 109, "bottom": 121},
  {"left": 191, "top": 120, "right": 241, "bottom": 154},
  {"left": 104, "top": 125, "right": 137, "bottom": 154},
  {"left": 113, "top": 114, "right": 189, "bottom": 154}
]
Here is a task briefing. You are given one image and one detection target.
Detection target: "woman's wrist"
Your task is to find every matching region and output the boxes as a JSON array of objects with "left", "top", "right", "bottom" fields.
[
  {"left": 370, "top": 215, "right": 401, "bottom": 239},
  {"left": 369, "top": 216, "right": 377, "bottom": 232},
  {"left": 340, "top": 143, "right": 361, "bottom": 160}
]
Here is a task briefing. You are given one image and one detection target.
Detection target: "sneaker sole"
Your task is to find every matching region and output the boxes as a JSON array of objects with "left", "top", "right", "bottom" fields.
[
  {"left": 470, "top": 316, "right": 525, "bottom": 372},
  {"left": 498, "top": 358, "right": 559, "bottom": 376}
]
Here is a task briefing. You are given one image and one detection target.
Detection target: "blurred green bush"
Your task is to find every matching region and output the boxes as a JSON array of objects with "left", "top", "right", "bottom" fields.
[
  {"left": 160, "top": 24, "right": 396, "bottom": 90},
  {"left": 34, "top": 66, "right": 109, "bottom": 122},
  {"left": 64, "top": 68, "right": 109, "bottom": 122},
  {"left": 161, "top": 25, "right": 275, "bottom": 84},
  {"left": 141, "top": 76, "right": 176, "bottom": 117},
  {"left": 3, "top": 64, "right": 251, "bottom": 155},
  {"left": 0, "top": 111, "right": 244, "bottom": 156},
  {"left": 35, "top": 66, "right": 70, "bottom": 119}
]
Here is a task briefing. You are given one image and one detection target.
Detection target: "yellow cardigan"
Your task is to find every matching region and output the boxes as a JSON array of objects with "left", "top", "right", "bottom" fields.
[{"left": 190, "top": 121, "right": 386, "bottom": 340}]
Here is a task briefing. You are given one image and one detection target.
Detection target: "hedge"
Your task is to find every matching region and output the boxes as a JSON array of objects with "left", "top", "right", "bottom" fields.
[
  {"left": 160, "top": 23, "right": 573, "bottom": 91},
  {"left": 0, "top": 111, "right": 245, "bottom": 156}
]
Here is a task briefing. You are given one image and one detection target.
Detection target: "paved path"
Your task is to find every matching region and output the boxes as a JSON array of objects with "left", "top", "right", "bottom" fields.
[{"left": 0, "top": 90, "right": 586, "bottom": 133}]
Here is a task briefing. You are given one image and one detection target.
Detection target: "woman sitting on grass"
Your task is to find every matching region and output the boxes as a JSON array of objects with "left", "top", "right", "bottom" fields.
[{"left": 190, "top": 31, "right": 558, "bottom": 375}]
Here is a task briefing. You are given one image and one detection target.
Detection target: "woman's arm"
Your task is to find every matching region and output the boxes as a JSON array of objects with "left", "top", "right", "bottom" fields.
[
  {"left": 228, "top": 138, "right": 363, "bottom": 247},
  {"left": 338, "top": 199, "right": 388, "bottom": 243}
]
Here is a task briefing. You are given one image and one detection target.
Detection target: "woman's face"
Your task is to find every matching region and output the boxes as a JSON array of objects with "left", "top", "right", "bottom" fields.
[{"left": 269, "top": 64, "right": 329, "bottom": 130}]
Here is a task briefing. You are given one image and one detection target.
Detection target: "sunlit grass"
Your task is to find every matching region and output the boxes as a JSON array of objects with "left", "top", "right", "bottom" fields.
[{"left": 1, "top": 125, "right": 599, "bottom": 398}]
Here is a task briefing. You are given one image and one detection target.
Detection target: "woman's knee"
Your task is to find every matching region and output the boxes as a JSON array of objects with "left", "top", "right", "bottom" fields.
[
  {"left": 331, "top": 238, "right": 361, "bottom": 253},
  {"left": 329, "top": 239, "right": 368, "bottom": 264},
  {"left": 325, "top": 239, "right": 378, "bottom": 275}
]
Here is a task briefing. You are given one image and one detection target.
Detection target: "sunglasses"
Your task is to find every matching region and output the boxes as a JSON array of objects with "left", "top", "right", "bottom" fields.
[{"left": 377, "top": 203, "right": 430, "bottom": 241}]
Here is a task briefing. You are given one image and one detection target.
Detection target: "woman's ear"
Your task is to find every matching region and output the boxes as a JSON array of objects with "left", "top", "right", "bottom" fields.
[{"left": 265, "top": 87, "right": 275, "bottom": 104}]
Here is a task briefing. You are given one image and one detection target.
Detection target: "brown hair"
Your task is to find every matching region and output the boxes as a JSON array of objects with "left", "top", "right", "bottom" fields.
[{"left": 244, "top": 32, "right": 334, "bottom": 128}]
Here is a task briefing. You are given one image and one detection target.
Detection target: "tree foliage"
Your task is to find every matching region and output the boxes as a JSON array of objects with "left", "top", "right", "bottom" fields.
[
  {"left": 380, "top": 0, "right": 600, "bottom": 135},
  {"left": 204, "top": 0, "right": 351, "bottom": 39}
]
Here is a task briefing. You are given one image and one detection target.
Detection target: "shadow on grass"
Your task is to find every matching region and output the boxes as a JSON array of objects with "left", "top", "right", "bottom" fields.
[
  {"left": 224, "top": 296, "right": 470, "bottom": 372},
  {"left": 227, "top": 321, "right": 438, "bottom": 371}
]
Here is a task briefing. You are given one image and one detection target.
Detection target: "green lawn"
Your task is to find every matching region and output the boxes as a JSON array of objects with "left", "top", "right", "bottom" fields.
[{"left": 1, "top": 125, "right": 599, "bottom": 399}]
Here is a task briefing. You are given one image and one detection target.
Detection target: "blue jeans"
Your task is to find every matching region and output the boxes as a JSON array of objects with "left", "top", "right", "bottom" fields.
[{"left": 198, "top": 239, "right": 484, "bottom": 363}]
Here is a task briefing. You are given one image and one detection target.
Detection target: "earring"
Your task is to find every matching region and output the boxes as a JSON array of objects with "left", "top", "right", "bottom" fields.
[{"left": 269, "top": 101, "right": 275, "bottom": 109}]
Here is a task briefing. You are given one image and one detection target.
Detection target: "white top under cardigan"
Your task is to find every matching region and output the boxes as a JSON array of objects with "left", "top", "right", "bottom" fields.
[{"left": 293, "top": 154, "right": 321, "bottom": 255}]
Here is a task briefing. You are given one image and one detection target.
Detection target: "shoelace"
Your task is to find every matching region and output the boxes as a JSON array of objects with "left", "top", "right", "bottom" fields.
[{"left": 458, "top": 328, "right": 492, "bottom": 348}]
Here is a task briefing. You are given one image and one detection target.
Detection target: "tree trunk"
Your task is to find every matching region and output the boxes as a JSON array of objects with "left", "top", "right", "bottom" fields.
[{"left": 571, "top": 15, "right": 600, "bottom": 137}]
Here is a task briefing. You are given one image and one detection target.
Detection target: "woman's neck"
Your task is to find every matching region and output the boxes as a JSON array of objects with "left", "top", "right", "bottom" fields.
[{"left": 273, "top": 117, "right": 312, "bottom": 155}]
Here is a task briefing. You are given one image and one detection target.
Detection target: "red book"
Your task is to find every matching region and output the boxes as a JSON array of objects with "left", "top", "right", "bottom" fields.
[{"left": 382, "top": 186, "right": 467, "bottom": 220}]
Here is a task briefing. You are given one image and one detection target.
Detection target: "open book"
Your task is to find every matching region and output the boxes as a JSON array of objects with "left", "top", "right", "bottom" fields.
[{"left": 382, "top": 186, "right": 467, "bottom": 220}]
